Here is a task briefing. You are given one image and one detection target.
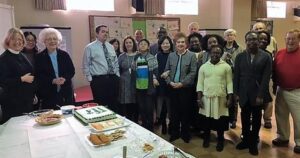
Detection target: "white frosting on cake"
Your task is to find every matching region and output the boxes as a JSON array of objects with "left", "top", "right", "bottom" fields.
[{"left": 74, "top": 106, "right": 116, "bottom": 124}]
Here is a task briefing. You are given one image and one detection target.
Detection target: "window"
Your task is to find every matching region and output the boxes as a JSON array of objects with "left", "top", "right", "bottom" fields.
[
  {"left": 66, "top": 0, "right": 114, "bottom": 11},
  {"left": 165, "top": 0, "right": 198, "bottom": 15},
  {"left": 267, "top": 1, "right": 286, "bottom": 18}
]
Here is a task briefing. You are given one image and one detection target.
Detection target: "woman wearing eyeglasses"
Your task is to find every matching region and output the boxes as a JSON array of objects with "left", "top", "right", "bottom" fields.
[
  {"left": 22, "top": 31, "right": 39, "bottom": 68},
  {"left": 0, "top": 28, "right": 37, "bottom": 123},
  {"left": 35, "top": 28, "right": 75, "bottom": 110}
]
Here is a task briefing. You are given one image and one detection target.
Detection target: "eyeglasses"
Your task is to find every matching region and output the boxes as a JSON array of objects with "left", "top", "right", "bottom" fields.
[
  {"left": 26, "top": 39, "right": 36, "bottom": 43},
  {"left": 46, "top": 38, "right": 58, "bottom": 41}
]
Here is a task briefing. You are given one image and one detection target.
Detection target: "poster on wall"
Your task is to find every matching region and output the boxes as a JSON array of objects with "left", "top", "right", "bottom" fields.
[
  {"left": 146, "top": 20, "right": 167, "bottom": 42},
  {"left": 20, "top": 26, "right": 72, "bottom": 57}
]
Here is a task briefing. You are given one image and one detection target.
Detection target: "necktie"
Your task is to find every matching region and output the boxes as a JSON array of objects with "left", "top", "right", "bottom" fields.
[{"left": 102, "top": 43, "right": 114, "bottom": 74}]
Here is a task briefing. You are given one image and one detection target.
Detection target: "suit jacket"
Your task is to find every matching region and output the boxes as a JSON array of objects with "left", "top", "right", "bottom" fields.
[
  {"left": 35, "top": 49, "right": 75, "bottom": 104},
  {"left": 233, "top": 49, "right": 272, "bottom": 107}
]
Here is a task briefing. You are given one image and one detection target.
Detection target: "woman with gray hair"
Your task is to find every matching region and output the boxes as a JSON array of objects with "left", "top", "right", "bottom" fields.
[
  {"left": 35, "top": 28, "right": 75, "bottom": 110},
  {"left": 222, "top": 28, "right": 243, "bottom": 129},
  {"left": 0, "top": 28, "right": 37, "bottom": 123}
]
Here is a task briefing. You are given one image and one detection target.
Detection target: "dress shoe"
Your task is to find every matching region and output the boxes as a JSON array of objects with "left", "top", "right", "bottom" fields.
[
  {"left": 249, "top": 145, "right": 258, "bottom": 156},
  {"left": 236, "top": 141, "right": 249, "bottom": 150},
  {"left": 294, "top": 146, "right": 300, "bottom": 153},
  {"left": 169, "top": 135, "right": 180, "bottom": 142},
  {"left": 216, "top": 141, "right": 224, "bottom": 152},
  {"left": 264, "top": 122, "right": 272, "bottom": 129},
  {"left": 203, "top": 139, "right": 210, "bottom": 148},
  {"left": 181, "top": 134, "right": 191, "bottom": 143},
  {"left": 272, "top": 138, "right": 289, "bottom": 147},
  {"left": 230, "top": 121, "right": 236, "bottom": 129}
]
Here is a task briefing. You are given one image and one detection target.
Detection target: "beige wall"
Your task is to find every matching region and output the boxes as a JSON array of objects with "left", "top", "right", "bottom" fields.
[
  {"left": 272, "top": 1, "right": 300, "bottom": 49},
  {"left": 4, "top": 0, "right": 300, "bottom": 88},
  {"left": 232, "top": 0, "right": 252, "bottom": 48},
  {"left": 232, "top": 0, "right": 300, "bottom": 49},
  {"left": 0, "top": 0, "right": 8, "bottom": 4}
]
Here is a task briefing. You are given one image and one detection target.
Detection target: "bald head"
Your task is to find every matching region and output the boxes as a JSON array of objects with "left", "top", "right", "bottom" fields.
[
  {"left": 188, "top": 22, "right": 200, "bottom": 34},
  {"left": 252, "top": 22, "right": 266, "bottom": 32}
]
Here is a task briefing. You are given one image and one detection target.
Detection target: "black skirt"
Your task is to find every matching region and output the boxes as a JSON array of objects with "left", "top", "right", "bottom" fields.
[{"left": 198, "top": 114, "right": 229, "bottom": 131}]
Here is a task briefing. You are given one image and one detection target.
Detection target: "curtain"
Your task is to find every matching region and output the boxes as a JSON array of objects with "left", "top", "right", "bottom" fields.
[
  {"left": 251, "top": 0, "right": 267, "bottom": 20},
  {"left": 35, "top": 0, "right": 66, "bottom": 10},
  {"left": 145, "top": 0, "right": 164, "bottom": 15}
]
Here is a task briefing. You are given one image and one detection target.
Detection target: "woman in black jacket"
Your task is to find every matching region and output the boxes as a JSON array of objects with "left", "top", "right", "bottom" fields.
[
  {"left": 36, "top": 28, "right": 75, "bottom": 110},
  {"left": 0, "top": 28, "right": 37, "bottom": 123}
]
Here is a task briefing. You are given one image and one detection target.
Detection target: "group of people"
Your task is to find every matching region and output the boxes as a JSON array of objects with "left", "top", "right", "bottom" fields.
[
  {"left": 0, "top": 21, "right": 299, "bottom": 156},
  {"left": 81, "top": 22, "right": 300, "bottom": 155},
  {"left": 0, "top": 27, "right": 75, "bottom": 124}
]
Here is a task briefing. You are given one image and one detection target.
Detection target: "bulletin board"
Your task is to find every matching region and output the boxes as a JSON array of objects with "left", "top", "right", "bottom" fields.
[{"left": 89, "top": 15, "right": 180, "bottom": 44}]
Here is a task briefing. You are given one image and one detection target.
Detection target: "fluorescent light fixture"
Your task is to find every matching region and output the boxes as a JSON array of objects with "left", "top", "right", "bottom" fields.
[
  {"left": 165, "top": 0, "right": 198, "bottom": 15},
  {"left": 66, "top": 0, "right": 114, "bottom": 11}
]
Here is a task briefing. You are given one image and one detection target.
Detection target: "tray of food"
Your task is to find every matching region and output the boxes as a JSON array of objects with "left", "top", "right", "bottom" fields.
[
  {"left": 86, "top": 129, "right": 127, "bottom": 147},
  {"left": 35, "top": 111, "right": 63, "bottom": 126},
  {"left": 86, "top": 133, "right": 112, "bottom": 147},
  {"left": 89, "top": 118, "right": 131, "bottom": 132}
]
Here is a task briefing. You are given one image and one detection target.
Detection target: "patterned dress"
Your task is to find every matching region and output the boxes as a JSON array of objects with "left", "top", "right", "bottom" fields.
[{"left": 118, "top": 53, "right": 136, "bottom": 104}]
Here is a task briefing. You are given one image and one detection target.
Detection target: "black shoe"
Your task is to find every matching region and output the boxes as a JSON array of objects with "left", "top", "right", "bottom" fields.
[
  {"left": 216, "top": 141, "right": 224, "bottom": 152},
  {"left": 264, "top": 122, "right": 272, "bottom": 129},
  {"left": 169, "top": 135, "right": 180, "bottom": 142},
  {"left": 181, "top": 134, "right": 191, "bottom": 143},
  {"left": 203, "top": 139, "right": 210, "bottom": 148},
  {"left": 236, "top": 141, "right": 249, "bottom": 150},
  {"left": 272, "top": 138, "right": 289, "bottom": 147},
  {"left": 294, "top": 146, "right": 300, "bottom": 154},
  {"left": 230, "top": 121, "right": 236, "bottom": 129},
  {"left": 249, "top": 145, "right": 258, "bottom": 156}
]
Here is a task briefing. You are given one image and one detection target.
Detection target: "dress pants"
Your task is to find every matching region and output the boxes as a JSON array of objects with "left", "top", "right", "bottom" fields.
[
  {"left": 90, "top": 74, "right": 119, "bottom": 113},
  {"left": 275, "top": 88, "right": 300, "bottom": 146},
  {"left": 240, "top": 103, "right": 263, "bottom": 142},
  {"left": 136, "top": 90, "right": 155, "bottom": 131},
  {"left": 169, "top": 87, "right": 192, "bottom": 138}
]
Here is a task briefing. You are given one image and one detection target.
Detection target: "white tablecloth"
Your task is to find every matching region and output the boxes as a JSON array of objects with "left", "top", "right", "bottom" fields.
[{"left": 0, "top": 114, "right": 194, "bottom": 158}]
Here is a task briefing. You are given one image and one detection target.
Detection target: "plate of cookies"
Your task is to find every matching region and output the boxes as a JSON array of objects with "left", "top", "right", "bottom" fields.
[
  {"left": 86, "top": 129, "right": 127, "bottom": 147},
  {"left": 86, "top": 133, "right": 112, "bottom": 147}
]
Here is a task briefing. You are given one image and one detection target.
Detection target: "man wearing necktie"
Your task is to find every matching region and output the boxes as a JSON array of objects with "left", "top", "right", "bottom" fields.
[{"left": 82, "top": 25, "right": 120, "bottom": 113}]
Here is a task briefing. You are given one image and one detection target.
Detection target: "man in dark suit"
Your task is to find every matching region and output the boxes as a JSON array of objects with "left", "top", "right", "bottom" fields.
[{"left": 233, "top": 31, "right": 272, "bottom": 156}]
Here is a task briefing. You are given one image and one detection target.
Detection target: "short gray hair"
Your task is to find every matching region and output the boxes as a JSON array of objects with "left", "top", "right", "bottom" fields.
[
  {"left": 224, "top": 29, "right": 237, "bottom": 36},
  {"left": 188, "top": 22, "right": 200, "bottom": 30},
  {"left": 38, "top": 28, "right": 62, "bottom": 44}
]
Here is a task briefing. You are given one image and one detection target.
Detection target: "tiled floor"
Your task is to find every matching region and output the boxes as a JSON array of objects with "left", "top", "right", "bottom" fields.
[{"left": 153, "top": 113, "right": 300, "bottom": 158}]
